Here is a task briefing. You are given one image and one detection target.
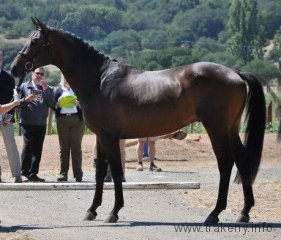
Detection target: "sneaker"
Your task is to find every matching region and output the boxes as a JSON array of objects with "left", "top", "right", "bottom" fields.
[
  {"left": 28, "top": 174, "right": 45, "bottom": 182},
  {"left": 136, "top": 162, "right": 143, "bottom": 171},
  {"left": 149, "top": 163, "right": 162, "bottom": 172},
  {"left": 14, "top": 176, "right": 22, "bottom": 183},
  {"left": 57, "top": 174, "right": 68, "bottom": 182}
]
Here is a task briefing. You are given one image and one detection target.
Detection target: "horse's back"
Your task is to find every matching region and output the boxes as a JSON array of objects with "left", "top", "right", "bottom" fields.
[
  {"left": 91, "top": 61, "right": 248, "bottom": 137},
  {"left": 181, "top": 62, "right": 247, "bottom": 129}
]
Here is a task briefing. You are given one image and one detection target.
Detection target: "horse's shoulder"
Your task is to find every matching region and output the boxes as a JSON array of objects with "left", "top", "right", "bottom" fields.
[
  {"left": 100, "top": 61, "right": 135, "bottom": 99},
  {"left": 123, "top": 68, "right": 183, "bottom": 104}
]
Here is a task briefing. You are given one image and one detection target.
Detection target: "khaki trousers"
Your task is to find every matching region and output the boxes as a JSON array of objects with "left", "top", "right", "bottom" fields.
[
  {"left": 0, "top": 123, "right": 21, "bottom": 177},
  {"left": 56, "top": 115, "right": 85, "bottom": 178}
]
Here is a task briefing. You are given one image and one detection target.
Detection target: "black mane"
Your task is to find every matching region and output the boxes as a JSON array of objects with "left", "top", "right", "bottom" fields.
[{"left": 51, "top": 27, "right": 108, "bottom": 65}]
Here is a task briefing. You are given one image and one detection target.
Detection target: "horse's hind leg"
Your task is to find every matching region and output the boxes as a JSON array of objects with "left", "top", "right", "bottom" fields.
[
  {"left": 233, "top": 135, "right": 254, "bottom": 223},
  {"left": 204, "top": 128, "right": 234, "bottom": 224},
  {"left": 84, "top": 137, "right": 108, "bottom": 221}
]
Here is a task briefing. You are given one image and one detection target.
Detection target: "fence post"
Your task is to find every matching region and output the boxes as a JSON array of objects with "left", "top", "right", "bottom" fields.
[
  {"left": 267, "top": 101, "right": 272, "bottom": 124},
  {"left": 47, "top": 109, "right": 54, "bottom": 135}
]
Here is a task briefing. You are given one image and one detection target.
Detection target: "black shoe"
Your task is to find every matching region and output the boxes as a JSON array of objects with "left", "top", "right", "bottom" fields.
[
  {"left": 57, "top": 175, "right": 68, "bottom": 182},
  {"left": 149, "top": 163, "right": 162, "bottom": 172},
  {"left": 14, "top": 176, "right": 23, "bottom": 183},
  {"left": 76, "top": 177, "right": 82, "bottom": 182},
  {"left": 75, "top": 172, "right": 83, "bottom": 182},
  {"left": 21, "top": 172, "right": 29, "bottom": 178},
  {"left": 28, "top": 174, "right": 45, "bottom": 182}
]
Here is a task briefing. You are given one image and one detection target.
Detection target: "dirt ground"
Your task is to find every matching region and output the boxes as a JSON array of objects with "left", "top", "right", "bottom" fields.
[{"left": 0, "top": 133, "right": 280, "bottom": 239}]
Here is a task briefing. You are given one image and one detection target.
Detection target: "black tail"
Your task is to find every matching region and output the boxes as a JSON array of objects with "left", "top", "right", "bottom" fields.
[{"left": 234, "top": 71, "right": 266, "bottom": 183}]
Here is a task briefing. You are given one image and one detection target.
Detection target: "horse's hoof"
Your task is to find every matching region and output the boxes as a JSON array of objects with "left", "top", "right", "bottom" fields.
[
  {"left": 204, "top": 215, "right": 219, "bottom": 225},
  {"left": 104, "top": 214, "right": 118, "bottom": 223},
  {"left": 83, "top": 211, "right": 97, "bottom": 221},
  {"left": 237, "top": 214, "right": 250, "bottom": 223}
]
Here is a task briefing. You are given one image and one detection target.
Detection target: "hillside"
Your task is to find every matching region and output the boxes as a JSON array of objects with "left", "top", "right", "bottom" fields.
[{"left": 0, "top": 0, "right": 281, "bottom": 85}]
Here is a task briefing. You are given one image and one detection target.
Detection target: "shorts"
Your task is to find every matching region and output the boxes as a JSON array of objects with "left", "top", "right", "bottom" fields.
[{"left": 138, "top": 136, "right": 159, "bottom": 142}]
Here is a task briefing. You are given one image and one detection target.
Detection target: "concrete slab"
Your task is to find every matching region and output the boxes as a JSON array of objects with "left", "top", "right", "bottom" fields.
[{"left": 0, "top": 181, "right": 200, "bottom": 191}]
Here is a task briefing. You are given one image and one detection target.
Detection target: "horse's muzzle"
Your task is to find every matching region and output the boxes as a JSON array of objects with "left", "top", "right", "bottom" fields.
[{"left": 10, "top": 64, "right": 24, "bottom": 78}]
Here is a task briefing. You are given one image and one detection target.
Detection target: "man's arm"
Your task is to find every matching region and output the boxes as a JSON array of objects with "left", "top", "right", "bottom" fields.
[
  {"left": 43, "top": 86, "right": 56, "bottom": 108},
  {"left": 0, "top": 100, "right": 20, "bottom": 114},
  {"left": 18, "top": 85, "right": 35, "bottom": 107}
]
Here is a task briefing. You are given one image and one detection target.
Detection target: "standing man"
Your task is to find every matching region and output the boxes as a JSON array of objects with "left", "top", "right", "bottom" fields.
[
  {"left": 19, "top": 67, "right": 55, "bottom": 182},
  {"left": 0, "top": 50, "right": 22, "bottom": 183},
  {"left": 136, "top": 137, "right": 161, "bottom": 172}
]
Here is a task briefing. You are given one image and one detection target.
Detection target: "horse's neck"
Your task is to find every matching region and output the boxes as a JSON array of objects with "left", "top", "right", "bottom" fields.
[{"left": 51, "top": 30, "right": 106, "bottom": 99}]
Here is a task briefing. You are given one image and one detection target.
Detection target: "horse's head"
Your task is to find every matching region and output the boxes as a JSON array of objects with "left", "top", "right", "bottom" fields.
[{"left": 11, "top": 18, "right": 51, "bottom": 78}]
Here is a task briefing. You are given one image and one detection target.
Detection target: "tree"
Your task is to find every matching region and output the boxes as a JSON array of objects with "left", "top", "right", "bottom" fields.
[
  {"left": 61, "top": 4, "right": 123, "bottom": 40},
  {"left": 142, "top": 30, "right": 168, "bottom": 50},
  {"left": 271, "top": 28, "right": 281, "bottom": 68},
  {"left": 273, "top": 27, "right": 281, "bottom": 49},
  {"left": 0, "top": 42, "right": 23, "bottom": 70},
  {"left": 241, "top": 59, "right": 281, "bottom": 85},
  {"left": 257, "top": 0, "right": 281, "bottom": 38},
  {"left": 227, "top": 0, "right": 265, "bottom": 63}
]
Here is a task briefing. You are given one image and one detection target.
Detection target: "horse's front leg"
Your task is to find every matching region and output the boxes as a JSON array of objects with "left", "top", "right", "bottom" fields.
[
  {"left": 84, "top": 136, "right": 108, "bottom": 221},
  {"left": 104, "top": 136, "right": 124, "bottom": 223}
]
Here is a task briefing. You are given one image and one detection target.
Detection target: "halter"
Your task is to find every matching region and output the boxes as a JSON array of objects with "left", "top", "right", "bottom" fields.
[{"left": 16, "top": 29, "right": 50, "bottom": 90}]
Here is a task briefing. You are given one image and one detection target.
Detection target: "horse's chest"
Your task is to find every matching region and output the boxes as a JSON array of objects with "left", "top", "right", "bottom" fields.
[{"left": 81, "top": 99, "right": 117, "bottom": 132}]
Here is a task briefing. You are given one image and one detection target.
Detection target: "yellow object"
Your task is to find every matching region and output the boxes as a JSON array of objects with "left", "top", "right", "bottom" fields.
[{"left": 59, "top": 95, "right": 77, "bottom": 108}]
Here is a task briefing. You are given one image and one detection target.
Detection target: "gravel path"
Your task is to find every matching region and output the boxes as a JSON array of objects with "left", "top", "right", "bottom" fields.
[
  {"left": 0, "top": 134, "right": 280, "bottom": 239},
  {"left": 0, "top": 167, "right": 280, "bottom": 240}
]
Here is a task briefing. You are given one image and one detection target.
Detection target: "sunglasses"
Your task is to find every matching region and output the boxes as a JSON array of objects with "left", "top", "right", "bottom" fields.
[{"left": 34, "top": 72, "right": 44, "bottom": 76}]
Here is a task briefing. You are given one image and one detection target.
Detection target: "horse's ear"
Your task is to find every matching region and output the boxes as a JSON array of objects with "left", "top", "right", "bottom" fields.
[
  {"left": 31, "top": 17, "right": 48, "bottom": 34},
  {"left": 31, "top": 17, "right": 39, "bottom": 28}
]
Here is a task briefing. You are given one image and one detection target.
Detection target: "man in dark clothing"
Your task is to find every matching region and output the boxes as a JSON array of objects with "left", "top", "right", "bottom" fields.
[
  {"left": 19, "top": 67, "right": 55, "bottom": 182},
  {"left": 0, "top": 50, "right": 22, "bottom": 183}
]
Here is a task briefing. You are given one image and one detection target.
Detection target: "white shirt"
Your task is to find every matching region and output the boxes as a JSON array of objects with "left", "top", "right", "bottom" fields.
[{"left": 59, "top": 86, "right": 78, "bottom": 114}]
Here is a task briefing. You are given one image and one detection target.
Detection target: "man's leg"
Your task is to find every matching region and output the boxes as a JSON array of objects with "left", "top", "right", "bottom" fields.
[
  {"left": 57, "top": 117, "right": 71, "bottom": 180},
  {"left": 69, "top": 116, "right": 85, "bottom": 181},
  {"left": 30, "top": 126, "right": 46, "bottom": 177},
  {"left": 21, "top": 125, "right": 34, "bottom": 177},
  {"left": 148, "top": 140, "right": 161, "bottom": 171},
  {"left": 143, "top": 140, "right": 149, "bottom": 159},
  {"left": 136, "top": 140, "right": 145, "bottom": 171},
  {"left": 1, "top": 123, "right": 21, "bottom": 179}
]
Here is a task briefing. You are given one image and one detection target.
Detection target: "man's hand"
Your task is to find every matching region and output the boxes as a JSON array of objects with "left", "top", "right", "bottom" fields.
[
  {"left": 13, "top": 89, "right": 20, "bottom": 101},
  {"left": 25, "top": 94, "right": 37, "bottom": 102},
  {"left": 39, "top": 79, "right": 48, "bottom": 91},
  {"left": 12, "top": 89, "right": 21, "bottom": 106}
]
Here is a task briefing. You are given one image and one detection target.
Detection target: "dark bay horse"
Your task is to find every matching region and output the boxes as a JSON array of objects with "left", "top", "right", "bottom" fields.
[{"left": 11, "top": 18, "right": 266, "bottom": 224}]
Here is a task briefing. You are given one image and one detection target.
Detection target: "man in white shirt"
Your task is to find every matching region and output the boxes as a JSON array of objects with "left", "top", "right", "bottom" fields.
[{"left": 0, "top": 50, "right": 22, "bottom": 183}]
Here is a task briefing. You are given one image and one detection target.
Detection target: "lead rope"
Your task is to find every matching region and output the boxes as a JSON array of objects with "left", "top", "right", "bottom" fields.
[{"left": 16, "top": 72, "right": 26, "bottom": 93}]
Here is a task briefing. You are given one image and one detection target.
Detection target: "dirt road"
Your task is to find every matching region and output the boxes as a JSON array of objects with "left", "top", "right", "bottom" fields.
[{"left": 0, "top": 134, "right": 280, "bottom": 239}]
